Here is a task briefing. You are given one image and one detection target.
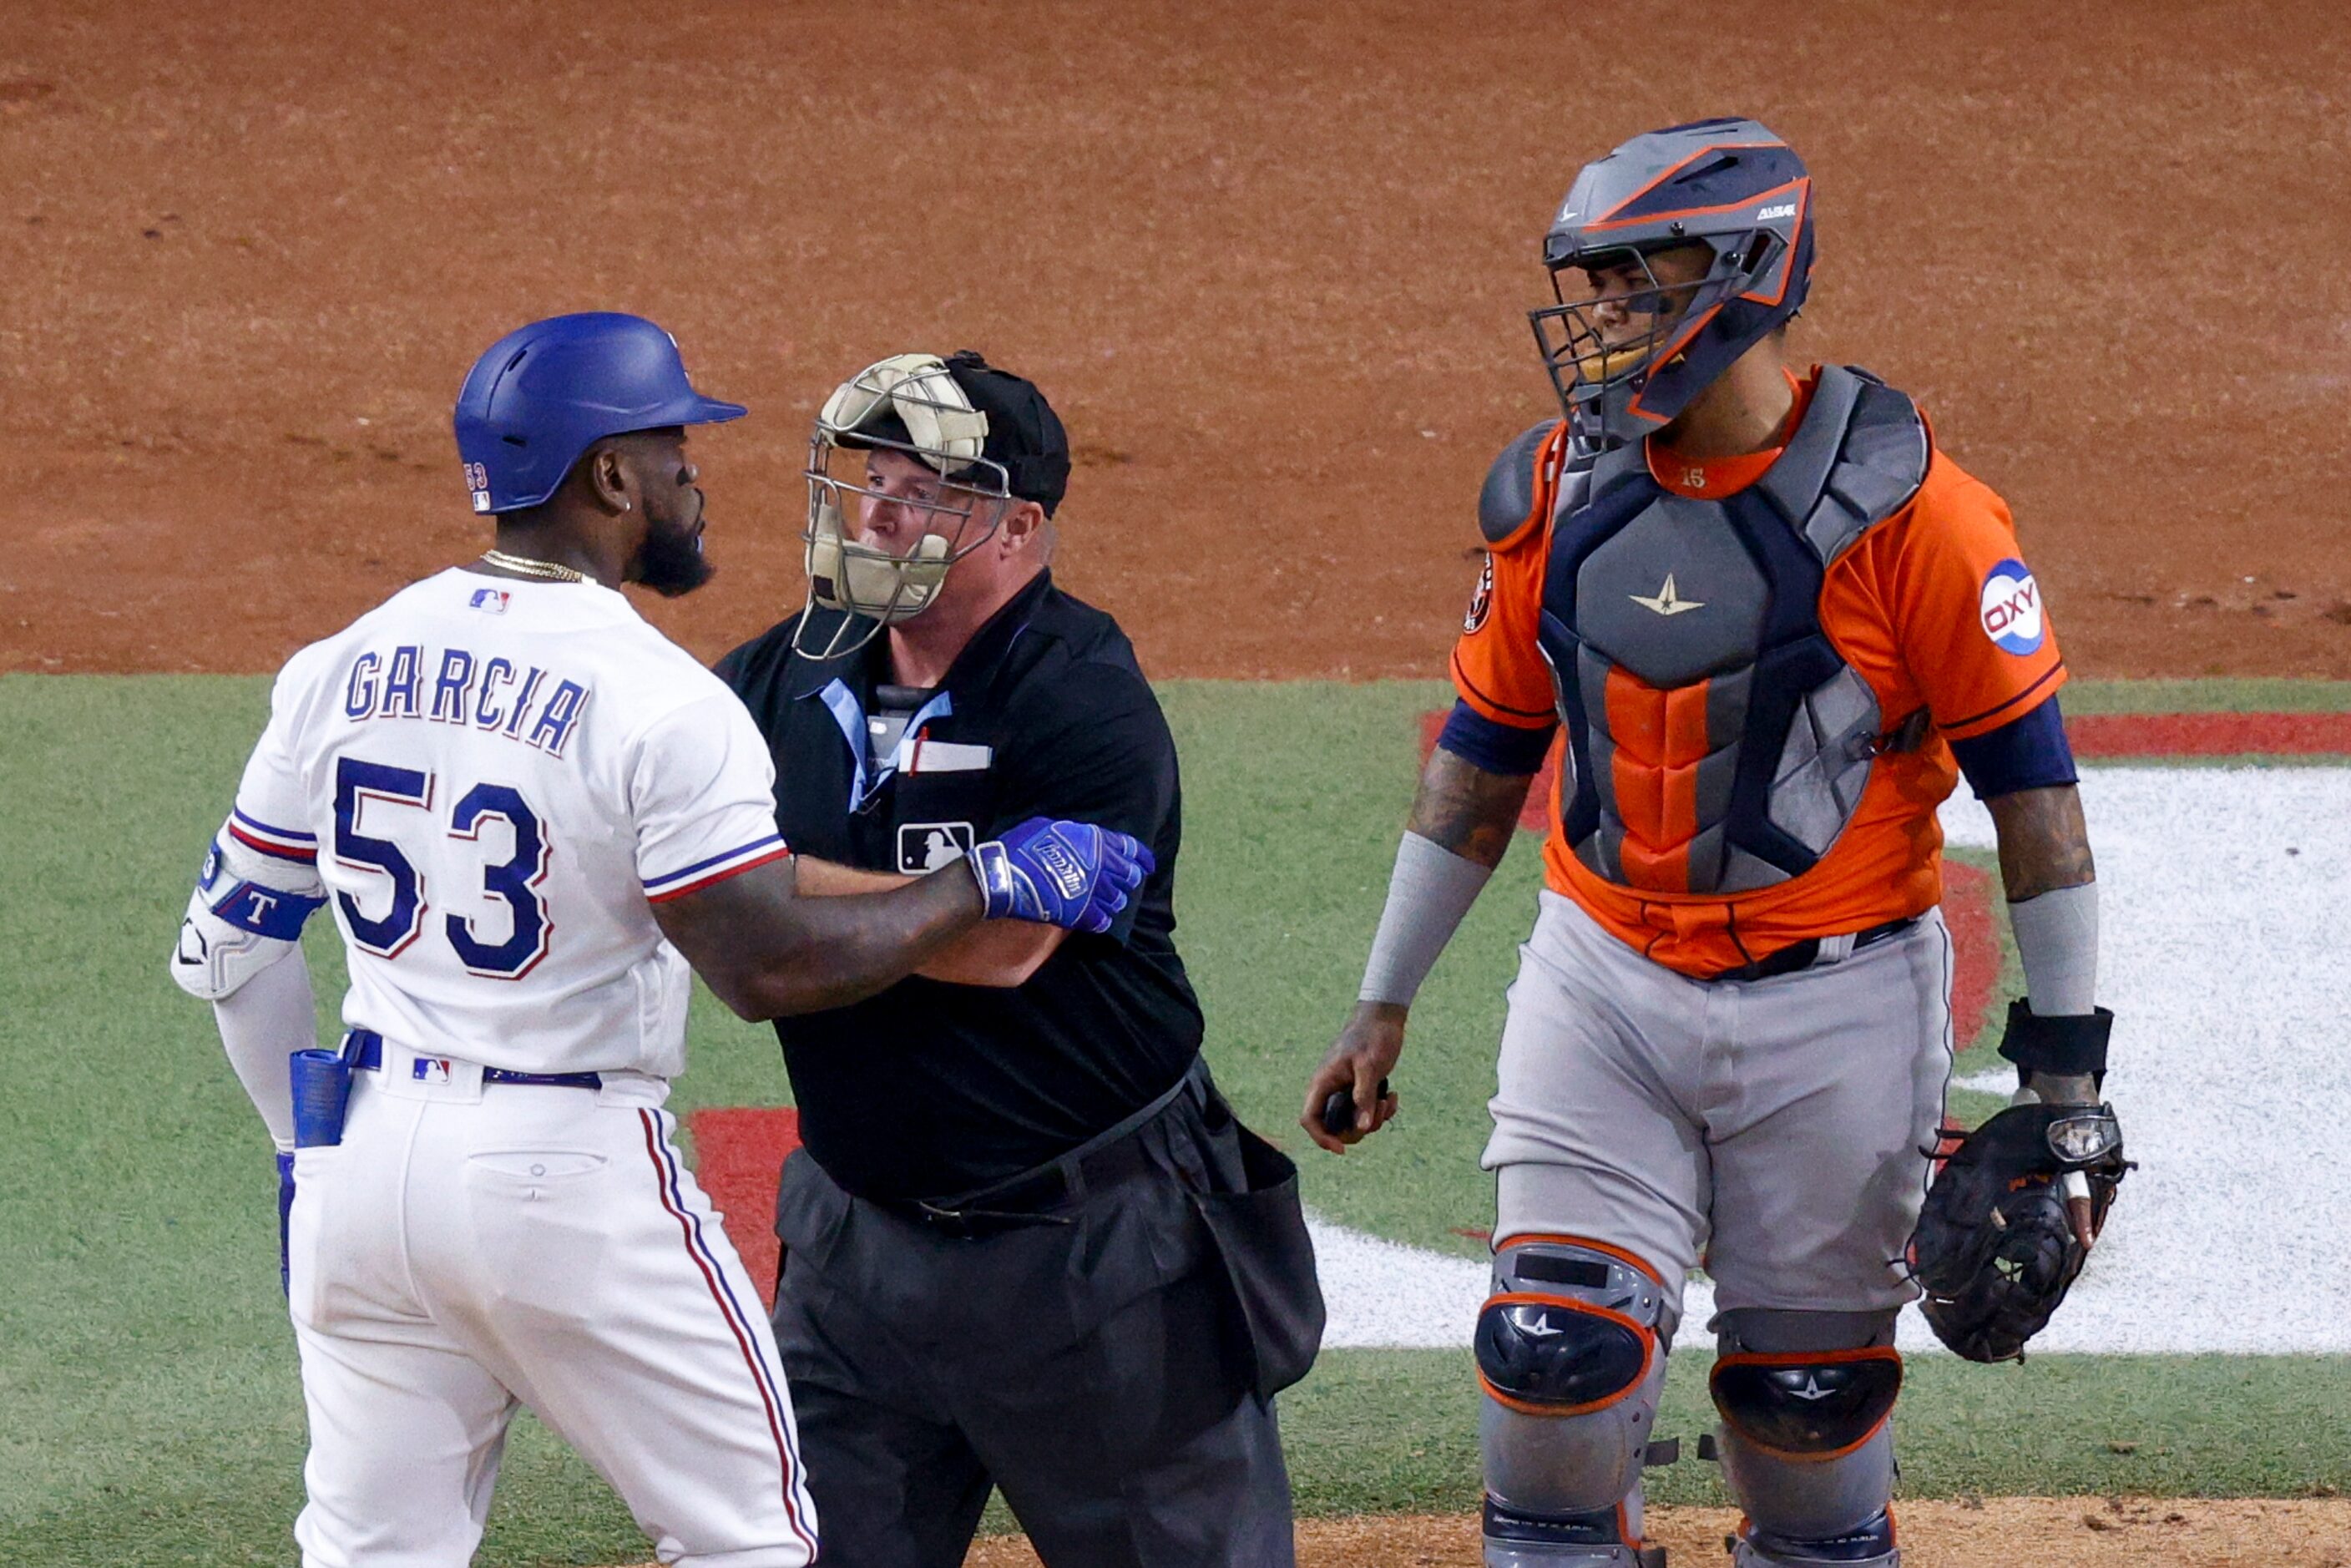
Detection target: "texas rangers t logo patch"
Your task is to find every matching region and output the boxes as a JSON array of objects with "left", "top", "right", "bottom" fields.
[
  {"left": 897, "top": 822, "right": 975, "bottom": 874},
  {"left": 1979, "top": 559, "right": 2045, "bottom": 655}
]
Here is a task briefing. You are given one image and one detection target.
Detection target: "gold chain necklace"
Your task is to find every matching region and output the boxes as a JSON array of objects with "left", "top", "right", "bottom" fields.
[{"left": 479, "top": 549, "right": 589, "bottom": 584}]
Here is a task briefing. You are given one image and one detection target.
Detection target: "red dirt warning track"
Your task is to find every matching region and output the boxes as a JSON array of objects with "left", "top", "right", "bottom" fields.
[{"left": 2064, "top": 711, "right": 2351, "bottom": 756}]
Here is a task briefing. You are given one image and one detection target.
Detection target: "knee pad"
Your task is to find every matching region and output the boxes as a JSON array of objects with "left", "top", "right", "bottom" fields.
[
  {"left": 1710, "top": 1309, "right": 1902, "bottom": 1549},
  {"left": 1477, "top": 1239, "right": 1670, "bottom": 1530}
]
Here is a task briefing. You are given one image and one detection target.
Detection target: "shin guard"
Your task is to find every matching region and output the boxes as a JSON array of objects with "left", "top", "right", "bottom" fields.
[
  {"left": 1478, "top": 1238, "right": 1671, "bottom": 1565},
  {"left": 1711, "top": 1309, "right": 1902, "bottom": 1566}
]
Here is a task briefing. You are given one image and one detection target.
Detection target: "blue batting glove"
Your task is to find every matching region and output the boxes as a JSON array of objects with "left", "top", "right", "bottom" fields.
[
  {"left": 276, "top": 1151, "right": 296, "bottom": 1298},
  {"left": 969, "top": 818, "right": 1153, "bottom": 934}
]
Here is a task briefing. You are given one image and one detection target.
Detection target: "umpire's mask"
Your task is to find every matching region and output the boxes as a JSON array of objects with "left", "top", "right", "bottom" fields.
[{"left": 792, "top": 353, "right": 1013, "bottom": 662}]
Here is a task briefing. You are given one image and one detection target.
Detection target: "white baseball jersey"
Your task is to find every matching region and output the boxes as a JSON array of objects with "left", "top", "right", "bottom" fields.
[{"left": 230, "top": 567, "right": 786, "bottom": 1079}]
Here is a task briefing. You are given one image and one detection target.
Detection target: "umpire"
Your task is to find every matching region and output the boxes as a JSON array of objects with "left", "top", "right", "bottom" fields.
[{"left": 717, "top": 351, "right": 1321, "bottom": 1567}]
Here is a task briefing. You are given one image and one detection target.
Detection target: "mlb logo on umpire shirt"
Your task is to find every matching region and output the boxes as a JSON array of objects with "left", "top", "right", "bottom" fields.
[
  {"left": 468, "top": 587, "right": 511, "bottom": 614},
  {"left": 897, "top": 822, "right": 974, "bottom": 874}
]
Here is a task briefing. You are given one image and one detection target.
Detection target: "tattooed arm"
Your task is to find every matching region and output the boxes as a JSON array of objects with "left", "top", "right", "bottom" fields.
[
  {"left": 1407, "top": 747, "right": 1541, "bottom": 867},
  {"left": 1986, "top": 784, "right": 2095, "bottom": 902},
  {"left": 655, "top": 855, "right": 984, "bottom": 1019}
]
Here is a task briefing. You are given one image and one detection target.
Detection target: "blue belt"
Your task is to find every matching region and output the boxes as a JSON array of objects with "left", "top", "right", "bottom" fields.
[{"left": 346, "top": 1029, "right": 604, "bottom": 1090}]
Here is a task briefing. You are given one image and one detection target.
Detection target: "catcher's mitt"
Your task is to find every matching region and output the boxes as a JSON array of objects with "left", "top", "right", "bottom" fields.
[{"left": 1908, "top": 1101, "right": 2130, "bottom": 1363}]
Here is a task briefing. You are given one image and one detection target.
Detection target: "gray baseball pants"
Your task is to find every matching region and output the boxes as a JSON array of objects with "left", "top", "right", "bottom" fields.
[{"left": 1484, "top": 890, "right": 1955, "bottom": 1334}]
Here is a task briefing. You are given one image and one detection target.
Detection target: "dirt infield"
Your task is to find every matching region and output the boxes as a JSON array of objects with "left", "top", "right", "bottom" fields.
[
  {"left": 5, "top": 0, "right": 2349, "bottom": 680},
  {"left": 619, "top": 1499, "right": 2350, "bottom": 1567},
  {"left": 956, "top": 1501, "right": 2351, "bottom": 1566}
]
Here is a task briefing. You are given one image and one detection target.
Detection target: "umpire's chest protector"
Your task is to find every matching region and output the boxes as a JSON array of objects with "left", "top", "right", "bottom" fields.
[{"left": 1535, "top": 364, "right": 1929, "bottom": 896}]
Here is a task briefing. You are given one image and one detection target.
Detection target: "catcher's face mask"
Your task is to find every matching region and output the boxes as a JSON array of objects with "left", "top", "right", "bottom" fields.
[
  {"left": 793, "top": 353, "right": 1013, "bottom": 661},
  {"left": 1529, "top": 120, "right": 1814, "bottom": 447},
  {"left": 1529, "top": 241, "right": 1732, "bottom": 442}
]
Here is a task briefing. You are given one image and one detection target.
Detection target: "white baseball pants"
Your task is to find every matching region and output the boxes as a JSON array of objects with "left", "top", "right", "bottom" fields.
[{"left": 285, "top": 1045, "right": 818, "bottom": 1567}]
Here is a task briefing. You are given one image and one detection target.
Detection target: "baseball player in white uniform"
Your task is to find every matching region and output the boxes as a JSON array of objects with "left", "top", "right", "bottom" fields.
[{"left": 169, "top": 313, "right": 1150, "bottom": 1568}]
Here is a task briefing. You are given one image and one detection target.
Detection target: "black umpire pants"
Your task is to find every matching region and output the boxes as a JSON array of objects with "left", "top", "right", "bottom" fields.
[{"left": 769, "top": 1068, "right": 1309, "bottom": 1567}]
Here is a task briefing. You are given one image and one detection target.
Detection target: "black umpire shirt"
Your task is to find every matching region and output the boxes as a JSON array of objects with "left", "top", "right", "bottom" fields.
[{"left": 715, "top": 571, "right": 1203, "bottom": 1204}]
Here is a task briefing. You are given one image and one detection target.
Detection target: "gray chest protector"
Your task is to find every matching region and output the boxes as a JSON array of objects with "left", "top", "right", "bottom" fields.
[{"left": 1519, "top": 365, "right": 1929, "bottom": 896}]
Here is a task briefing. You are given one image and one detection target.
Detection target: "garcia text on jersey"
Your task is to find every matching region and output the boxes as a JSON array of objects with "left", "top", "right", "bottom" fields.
[{"left": 342, "top": 645, "right": 591, "bottom": 758}]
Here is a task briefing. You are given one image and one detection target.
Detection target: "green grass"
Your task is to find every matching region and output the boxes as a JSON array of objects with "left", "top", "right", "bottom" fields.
[
  {"left": 1150, "top": 680, "right": 1536, "bottom": 1256},
  {"left": 2052, "top": 677, "right": 2351, "bottom": 713},
  {"left": 2, "top": 672, "right": 2346, "bottom": 1565},
  {"left": 1285, "top": 1349, "right": 2351, "bottom": 1512}
]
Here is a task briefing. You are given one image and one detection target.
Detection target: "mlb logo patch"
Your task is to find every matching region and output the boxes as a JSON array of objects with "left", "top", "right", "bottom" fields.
[
  {"left": 468, "top": 587, "right": 511, "bottom": 614},
  {"left": 897, "top": 822, "right": 975, "bottom": 874},
  {"left": 1978, "top": 558, "right": 2045, "bottom": 655},
  {"left": 411, "top": 1057, "right": 454, "bottom": 1084}
]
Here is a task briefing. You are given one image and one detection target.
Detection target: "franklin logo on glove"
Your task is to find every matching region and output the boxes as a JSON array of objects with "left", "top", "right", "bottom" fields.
[{"left": 1034, "top": 839, "right": 1087, "bottom": 898}]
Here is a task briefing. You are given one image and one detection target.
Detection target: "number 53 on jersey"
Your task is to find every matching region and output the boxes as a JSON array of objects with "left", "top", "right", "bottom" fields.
[{"left": 334, "top": 756, "right": 552, "bottom": 979}]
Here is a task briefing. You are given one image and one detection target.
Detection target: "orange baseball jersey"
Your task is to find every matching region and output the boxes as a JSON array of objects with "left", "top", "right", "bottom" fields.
[{"left": 1452, "top": 366, "right": 2065, "bottom": 977}]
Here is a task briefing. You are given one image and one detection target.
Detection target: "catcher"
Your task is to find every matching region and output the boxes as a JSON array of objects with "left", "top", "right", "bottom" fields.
[{"left": 1302, "top": 118, "right": 2125, "bottom": 1567}]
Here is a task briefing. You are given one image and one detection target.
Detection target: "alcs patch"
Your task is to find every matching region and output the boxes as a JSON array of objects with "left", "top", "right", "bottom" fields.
[
  {"left": 1979, "top": 558, "right": 2045, "bottom": 655},
  {"left": 1464, "top": 553, "right": 1495, "bottom": 633}
]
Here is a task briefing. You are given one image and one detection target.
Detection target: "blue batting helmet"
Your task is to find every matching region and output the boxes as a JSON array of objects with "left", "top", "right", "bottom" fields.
[{"left": 453, "top": 312, "right": 747, "bottom": 513}]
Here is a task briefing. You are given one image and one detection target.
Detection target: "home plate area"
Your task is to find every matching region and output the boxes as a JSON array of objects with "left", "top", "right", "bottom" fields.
[{"left": 691, "top": 717, "right": 2351, "bottom": 1360}]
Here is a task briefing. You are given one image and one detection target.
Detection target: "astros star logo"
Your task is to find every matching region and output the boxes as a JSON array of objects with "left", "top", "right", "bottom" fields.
[{"left": 1630, "top": 573, "right": 1705, "bottom": 617}]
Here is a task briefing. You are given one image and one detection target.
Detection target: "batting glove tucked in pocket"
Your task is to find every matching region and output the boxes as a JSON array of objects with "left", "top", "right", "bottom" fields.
[{"left": 969, "top": 818, "right": 1153, "bottom": 933}]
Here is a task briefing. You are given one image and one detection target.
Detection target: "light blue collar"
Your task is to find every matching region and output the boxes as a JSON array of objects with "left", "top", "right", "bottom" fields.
[{"left": 818, "top": 678, "right": 954, "bottom": 810}]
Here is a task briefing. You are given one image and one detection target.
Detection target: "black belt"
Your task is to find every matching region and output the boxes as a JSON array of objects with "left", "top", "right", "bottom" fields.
[
  {"left": 882, "top": 1062, "right": 1201, "bottom": 1241},
  {"left": 1712, "top": 916, "right": 1919, "bottom": 984},
  {"left": 346, "top": 1029, "right": 604, "bottom": 1090}
]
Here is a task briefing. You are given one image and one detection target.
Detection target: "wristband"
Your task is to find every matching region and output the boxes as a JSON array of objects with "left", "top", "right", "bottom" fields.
[
  {"left": 1358, "top": 832, "right": 1493, "bottom": 1006},
  {"left": 967, "top": 841, "right": 1015, "bottom": 919},
  {"left": 1995, "top": 999, "right": 2115, "bottom": 1076}
]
